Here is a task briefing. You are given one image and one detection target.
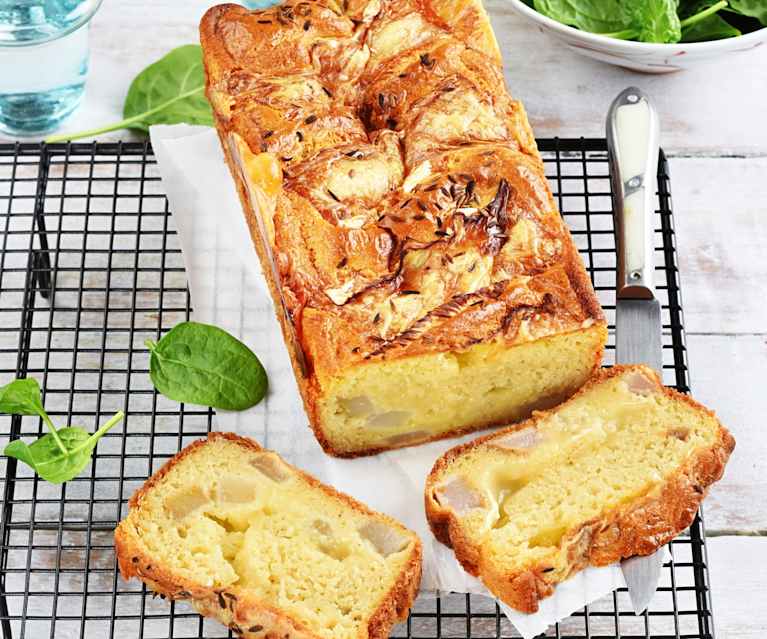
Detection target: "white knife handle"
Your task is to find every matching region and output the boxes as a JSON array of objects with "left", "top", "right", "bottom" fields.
[{"left": 607, "top": 87, "right": 660, "bottom": 301}]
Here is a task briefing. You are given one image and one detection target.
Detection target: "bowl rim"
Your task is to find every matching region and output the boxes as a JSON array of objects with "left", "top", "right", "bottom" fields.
[{"left": 506, "top": 0, "right": 767, "bottom": 52}]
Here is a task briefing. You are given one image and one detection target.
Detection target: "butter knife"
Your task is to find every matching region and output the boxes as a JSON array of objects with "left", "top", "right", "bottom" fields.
[{"left": 607, "top": 87, "right": 665, "bottom": 615}]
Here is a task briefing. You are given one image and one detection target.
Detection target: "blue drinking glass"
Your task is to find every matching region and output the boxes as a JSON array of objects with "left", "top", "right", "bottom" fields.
[
  {"left": 241, "top": 0, "right": 282, "bottom": 8},
  {"left": 0, "top": 0, "right": 103, "bottom": 136}
]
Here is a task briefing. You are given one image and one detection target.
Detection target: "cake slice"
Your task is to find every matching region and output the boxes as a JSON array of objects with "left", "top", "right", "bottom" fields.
[
  {"left": 424, "top": 365, "right": 734, "bottom": 613},
  {"left": 115, "top": 433, "right": 422, "bottom": 639}
]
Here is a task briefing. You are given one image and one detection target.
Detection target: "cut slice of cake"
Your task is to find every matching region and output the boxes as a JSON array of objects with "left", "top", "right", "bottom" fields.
[
  {"left": 424, "top": 365, "right": 734, "bottom": 613},
  {"left": 115, "top": 433, "right": 422, "bottom": 639}
]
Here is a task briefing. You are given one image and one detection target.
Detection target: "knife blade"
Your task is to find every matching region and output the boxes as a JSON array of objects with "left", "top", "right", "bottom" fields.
[
  {"left": 607, "top": 87, "right": 665, "bottom": 615},
  {"left": 616, "top": 299, "right": 662, "bottom": 374}
]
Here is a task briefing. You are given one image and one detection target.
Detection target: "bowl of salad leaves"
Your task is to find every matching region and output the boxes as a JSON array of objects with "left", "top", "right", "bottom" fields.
[{"left": 507, "top": 1, "right": 767, "bottom": 72}]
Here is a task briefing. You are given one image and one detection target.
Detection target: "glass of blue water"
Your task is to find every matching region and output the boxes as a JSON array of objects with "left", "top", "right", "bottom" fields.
[
  {"left": 240, "top": 1, "right": 281, "bottom": 8},
  {"left": 0, "top": 0, "right": 103, "bottom": 136}
]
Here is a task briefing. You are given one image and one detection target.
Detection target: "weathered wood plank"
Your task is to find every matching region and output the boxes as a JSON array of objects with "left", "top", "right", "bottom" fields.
[
  {"left": 687, "top": 334, "right": 767, "bottom": 532},
  {"left": 670, "top": 157, "right": 767, "bottom": 336},
  {"left": 708, "top": 537, "right": 767, "bottom": 639}
]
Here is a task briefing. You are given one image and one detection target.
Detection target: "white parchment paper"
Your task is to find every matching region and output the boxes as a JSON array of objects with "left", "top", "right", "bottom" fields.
[{"left": 149, "top": 124, "right": 649, "bottom": 639}]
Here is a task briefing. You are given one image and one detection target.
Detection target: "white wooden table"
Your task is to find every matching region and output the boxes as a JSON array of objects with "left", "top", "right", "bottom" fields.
[{"left": 2, "top": 1, "right": 765, "bottom": 637}]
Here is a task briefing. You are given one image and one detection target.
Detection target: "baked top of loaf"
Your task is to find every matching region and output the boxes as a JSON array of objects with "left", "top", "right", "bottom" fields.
[
  {"left": 200, "top": 0, "right": 604, "bottom": 386},
  {"left": 424, "top": 366, "right": 735, "bottom": 613},
  {"left": 114, "top": 433, "right": 422, "bottom": 639}
]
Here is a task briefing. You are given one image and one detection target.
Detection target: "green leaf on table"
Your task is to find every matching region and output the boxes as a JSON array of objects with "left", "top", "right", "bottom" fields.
[
  {"left": 2, "top": 375, "right": 124, "bottom": 484},
  {"left": 122, "top": 44, "right": 213, "bottom": 133},
  {"left": 45, "top": 44, "right": 213, "bottom": 143},
  {"left": 0, "top": 378, "right": 46, "bottom": 417},
  {"left": 5, "top": 427, "right": 102, "bottom": 483},
  {"left": 3, "top": 439, "right": 36, "bottom": 469},
  {"left": 146, "top": 322, "right": 268, "bottom": 411},
  {"left": 3, "top": 414, "right": 123, "bottom": 484},
  {"left": 727, "top": 0, "right": 767, "bottom": 25}
]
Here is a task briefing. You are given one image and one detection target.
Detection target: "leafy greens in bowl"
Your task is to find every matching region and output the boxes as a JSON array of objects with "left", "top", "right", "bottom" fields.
[
  {"left": 508, "top": 0, "right": 767, "bottom": 72},
  {"left": 521, "top": 0, "right": 766, "bottom": 43}
]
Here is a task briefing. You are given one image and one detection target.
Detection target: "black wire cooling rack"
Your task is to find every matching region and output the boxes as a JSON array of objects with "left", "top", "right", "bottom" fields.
[{"left": 0, "top": 140, "right": 714, "bottom": 639}]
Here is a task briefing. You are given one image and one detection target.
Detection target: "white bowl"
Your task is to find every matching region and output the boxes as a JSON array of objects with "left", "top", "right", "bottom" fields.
[{"left": 505, "top": 0, "right": 767, "bottom": 73}]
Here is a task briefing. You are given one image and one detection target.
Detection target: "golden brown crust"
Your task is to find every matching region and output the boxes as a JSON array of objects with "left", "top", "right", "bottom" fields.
[
  {"left": 200, "top": 0, "right": 607, "bottom": 456},
  {"left": 214, "top": 108, "right": 607, "bottom": 459},
  {"left": 115, "top": 433, "right": 422, "bottom": 639},
  {"left": 424, "top": 366, "right": 736, "bottom": 613},
  {"left": 211, "top": 124, "right": 323, "bottom": 433}
]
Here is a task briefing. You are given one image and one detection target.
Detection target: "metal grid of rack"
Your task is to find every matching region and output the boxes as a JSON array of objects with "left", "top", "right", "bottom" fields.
[{"left": 0, "top": 140, "right": 713, "bottom": 639}]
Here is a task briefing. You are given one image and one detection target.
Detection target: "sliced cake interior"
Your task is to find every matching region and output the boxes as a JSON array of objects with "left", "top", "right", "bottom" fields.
[
  {"left": 425, "top": 365, "right": 734, "bottom": 612},
  {"left": 319, "top": 324, "right": 607, "bottom": 453},
  {"left": 115, "top": 434, "right": 421, "bottom": 639}
]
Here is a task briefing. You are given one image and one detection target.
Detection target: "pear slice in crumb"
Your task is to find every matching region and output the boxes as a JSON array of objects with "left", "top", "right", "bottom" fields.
[
  {"left": 359, "top": 521, "right": 411, "bottom": 557},
  {"left": 248, "top": 452, "right": 291, "bottom": 482},
  {"left": 165, "top": 486, "right": 211, "bottom": 521},
  {"left": 216, "top": 476, "right": 259, "bottom": 504},
  {"left": 339, "top": 395, "right": 375, "bottom": 418},
  {"left": 434, "top": 476, "right": 485, "bottom": 515},
  {"left": 490, "top": 426, "right": 541, "bottom": 451}
]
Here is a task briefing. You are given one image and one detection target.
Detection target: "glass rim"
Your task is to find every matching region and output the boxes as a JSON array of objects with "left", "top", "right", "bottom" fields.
[{"left": 0, "top": 0, "right": 104, "bottom": 48}]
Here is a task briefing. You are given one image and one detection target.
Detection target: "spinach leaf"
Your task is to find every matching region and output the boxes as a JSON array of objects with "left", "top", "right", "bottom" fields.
[
  {"left": 121, "top": 45, "right": 213, "bottom": 132},
  {"left": 5, "top": 420, "right": 122, "bottom": 484},
  {"left": 1, "top": 377, "right": 68, "bottom": 454},
  {"left": 679, "top": 0, "right": 739, "bottom": 38},
  {"left": 532, "top": 0, "right": 749, "bottom": 41},
  {"left": 46, "top": 45, "right": 213, "bottom": 143},
  {"left": 0, "top": 378, "right": 47, "bottom": 417},
  {"left": 629, "top": 0, "right": 682, "bottom": 42},
  {"left": 533, "top": 0, "right": 579, "bottom": 24},
  {"left": 535, "top": 0, "right": 682, "bottom": 42},
  {"left": 146, "top": 322, "right": 268, "bottom": 411},
  {"left": 679, "top": 0, "right": 720, "bottom": 18},
  {"left": 727, "top": 0, "right": 767, "bottom": 25},
  {"left": 534, "top": 0, "right": 631, "bottom": 33},
  {"left": 1, "top": 378, "right": 124, "bottom": 484},
  {"left": 682, "top": 13, "right": 741, "bottom": 39}
]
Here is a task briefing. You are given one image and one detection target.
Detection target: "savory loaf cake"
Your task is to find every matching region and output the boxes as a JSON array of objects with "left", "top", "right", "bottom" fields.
[
  {"left": 199, "top": 0, "right": 607, "bottom": 456},
  {"left": 115, "top": 433, "right": 422, "bottom": 639},
  {"left": 424, "top": 366, "right": 735, "bottom": 613}
]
